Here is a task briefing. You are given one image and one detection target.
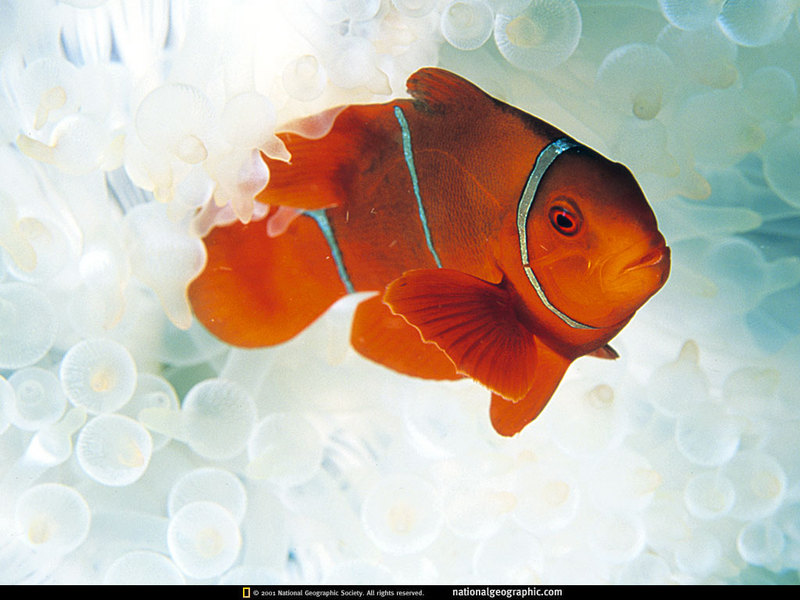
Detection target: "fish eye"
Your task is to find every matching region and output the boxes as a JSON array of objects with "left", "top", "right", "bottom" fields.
[{"left": 549, "top": 205, "right": 581, "bottom": 236}]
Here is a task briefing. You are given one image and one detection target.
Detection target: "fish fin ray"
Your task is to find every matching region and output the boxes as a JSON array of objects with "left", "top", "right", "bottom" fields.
[
  {"left": 351, "top": 295, "right": 462, "bottom": 381},
  {"left": 384, "top": 269, "right": 537, "bottom": 400}
]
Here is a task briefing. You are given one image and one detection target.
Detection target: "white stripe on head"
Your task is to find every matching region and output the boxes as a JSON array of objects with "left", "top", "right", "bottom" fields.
[{"left": 517, "top": 138, "right": 598, "bottom": 331}]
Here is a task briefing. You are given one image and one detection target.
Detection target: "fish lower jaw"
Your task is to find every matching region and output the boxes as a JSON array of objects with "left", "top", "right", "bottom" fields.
[{"left": 620, "top": 245, "right": 670, "bottom": 275}]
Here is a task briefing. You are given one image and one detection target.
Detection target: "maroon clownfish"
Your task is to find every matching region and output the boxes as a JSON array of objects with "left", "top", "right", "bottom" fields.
[{"left": 188, "top": 67, "right": 670, "bottom": 436}]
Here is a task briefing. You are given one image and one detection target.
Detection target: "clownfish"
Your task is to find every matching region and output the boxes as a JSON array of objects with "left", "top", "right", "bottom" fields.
[{"left": 188, "top": 68, "right": 670, "bottom": 436}]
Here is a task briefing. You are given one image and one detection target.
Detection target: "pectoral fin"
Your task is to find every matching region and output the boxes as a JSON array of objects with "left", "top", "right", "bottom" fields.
[
  {"left": 350, "top": 295, "right": 462, "bottom": 381},
  {"left": 384, "top": 269, "right": 538, "bottom": 401},
  {"left": 490, "top": 346, "right": 572, "bottom": 437}
]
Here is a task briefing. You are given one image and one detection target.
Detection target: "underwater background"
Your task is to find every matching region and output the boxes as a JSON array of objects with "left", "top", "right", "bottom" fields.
[{"left": 1, "top": 0, "right": 799, "bottom": 585}]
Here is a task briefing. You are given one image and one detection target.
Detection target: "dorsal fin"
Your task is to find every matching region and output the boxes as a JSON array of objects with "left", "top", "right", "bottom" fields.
[
  {"left": 406, "top": 68, "right": 491, "bottom": 114},
  {"left": 257, "top": 103, "right": 388, "bottom": 211}
]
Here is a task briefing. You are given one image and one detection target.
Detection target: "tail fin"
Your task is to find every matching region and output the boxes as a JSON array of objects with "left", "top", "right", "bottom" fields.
[{"left": 188, "top": 211, "right": 348, "bottom": 347}]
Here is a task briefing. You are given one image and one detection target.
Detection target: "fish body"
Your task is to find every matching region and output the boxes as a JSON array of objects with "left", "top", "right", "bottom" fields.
[{"left": 188, "top": 68, "right": 670, "bottom": 436}]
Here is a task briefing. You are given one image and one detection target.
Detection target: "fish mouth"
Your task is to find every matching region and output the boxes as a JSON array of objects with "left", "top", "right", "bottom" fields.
[{"left": 621, "top": 242, "right": 670, "bottom": 274}]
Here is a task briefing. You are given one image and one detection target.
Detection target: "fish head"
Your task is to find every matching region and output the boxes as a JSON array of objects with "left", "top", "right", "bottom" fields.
[{"left": 516, "top": 150, "right": 670, "bottom": 330}]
